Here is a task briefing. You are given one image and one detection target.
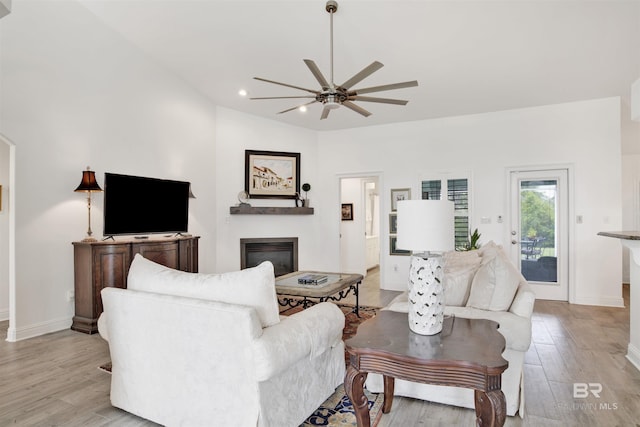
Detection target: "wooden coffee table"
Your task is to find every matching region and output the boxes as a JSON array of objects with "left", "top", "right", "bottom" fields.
[
  {"left": 275, "top": 271, "right": 364, "bottom": 315},
  {"left": 344, "top": 311, "right": 508, "bottom": 427}
]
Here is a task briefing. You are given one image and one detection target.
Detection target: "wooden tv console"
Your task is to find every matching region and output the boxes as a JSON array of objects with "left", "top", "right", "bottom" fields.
[{"left": 71, "top": 235, "right": 199, "bottom": 334}]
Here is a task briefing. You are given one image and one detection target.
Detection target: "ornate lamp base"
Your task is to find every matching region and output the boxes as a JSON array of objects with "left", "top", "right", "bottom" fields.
[{"left": 407, "top": 253, "right": 444, "bottom": 335}]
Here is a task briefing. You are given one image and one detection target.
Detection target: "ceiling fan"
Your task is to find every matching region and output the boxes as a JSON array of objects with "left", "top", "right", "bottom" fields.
[{"left": 250, "top": 0, "right": 418, "bottom": 120}]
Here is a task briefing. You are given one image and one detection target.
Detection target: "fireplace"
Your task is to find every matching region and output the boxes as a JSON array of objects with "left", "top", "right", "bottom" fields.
[{"left": 240, "top": 237, "right": 298, "bottom": 277}]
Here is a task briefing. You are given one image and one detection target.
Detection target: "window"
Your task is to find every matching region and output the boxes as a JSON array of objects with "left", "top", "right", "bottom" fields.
[{"left": 421, "top": 178, "right": 470, "bottom": 249}]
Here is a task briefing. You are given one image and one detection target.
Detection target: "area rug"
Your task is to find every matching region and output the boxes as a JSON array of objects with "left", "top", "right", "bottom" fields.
[{"left": 301, "top": 384, "right": 383, "bottom": 427}]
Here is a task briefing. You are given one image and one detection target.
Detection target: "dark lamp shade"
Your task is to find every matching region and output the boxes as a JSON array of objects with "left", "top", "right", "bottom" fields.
[{"left": 74, "top": 169, "right": 102, "bottom": 192}]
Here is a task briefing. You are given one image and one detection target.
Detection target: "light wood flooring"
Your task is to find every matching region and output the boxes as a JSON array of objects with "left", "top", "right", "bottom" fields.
[{"left": 1, "top": 281, "right": 638, "bottom": 426}]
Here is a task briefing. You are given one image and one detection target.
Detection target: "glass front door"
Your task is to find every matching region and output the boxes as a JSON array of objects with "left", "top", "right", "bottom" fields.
[{"left": 510, "top": 169, "right": 569, "bottom": 300}]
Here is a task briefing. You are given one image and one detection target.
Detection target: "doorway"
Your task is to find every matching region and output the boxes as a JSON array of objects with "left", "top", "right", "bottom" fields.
[
  {"left": 339, "top": 175, "right": 381, "bottom": 277},
  {"left": 509, "top": 168, "right": 569, "bottom": 301}
]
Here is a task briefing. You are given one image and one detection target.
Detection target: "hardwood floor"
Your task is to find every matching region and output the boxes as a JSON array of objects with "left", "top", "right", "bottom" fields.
[{"left": 1, "top": 283, "right": 638, "bottom": 426}]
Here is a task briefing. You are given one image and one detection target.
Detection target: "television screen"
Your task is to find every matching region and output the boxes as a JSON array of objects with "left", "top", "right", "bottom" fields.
[{"left": 103, "top": 173, "right": 190, "bottom": 236}]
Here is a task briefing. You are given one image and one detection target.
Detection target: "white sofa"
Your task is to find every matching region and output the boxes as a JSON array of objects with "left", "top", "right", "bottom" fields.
[
  {"left": 366, "top": 242, "right": 535, "bottom": 417},
  {"left": 98, "top": 255, "right": 346, "bottom": 427}
]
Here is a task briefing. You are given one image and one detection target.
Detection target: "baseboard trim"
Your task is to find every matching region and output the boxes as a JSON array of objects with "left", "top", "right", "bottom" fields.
[
  {"left": 5, "top": 316, "right": 72, "bottom": 342},
  {"left": 626, "top": 343, "right": 640, "bottom": 372},
  {"left": 571, "top": 296, "right": 624, "bottom": 308}
]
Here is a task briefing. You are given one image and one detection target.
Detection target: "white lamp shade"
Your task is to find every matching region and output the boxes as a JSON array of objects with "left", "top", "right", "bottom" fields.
[{"left": 397, "top": 200, "right": 454, "bottom": 252}]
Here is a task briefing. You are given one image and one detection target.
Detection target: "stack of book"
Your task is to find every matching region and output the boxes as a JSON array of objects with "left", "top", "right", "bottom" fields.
[{"left": 297, "top": 274, "right": 328, "bottom": 285}]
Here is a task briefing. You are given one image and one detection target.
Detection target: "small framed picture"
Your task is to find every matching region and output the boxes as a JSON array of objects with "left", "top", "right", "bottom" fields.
[
  {"left": 389, "top": 213, "right": 398, "bottom": 234},
  {"left": 341, "top": 203, "right": 353, "bottom": 221},
  {"left": 389, "top": 236, "right": 410, "bottom": 256},
  {"left": 390, "top": 188, "right": 411, "bottom": 211}
]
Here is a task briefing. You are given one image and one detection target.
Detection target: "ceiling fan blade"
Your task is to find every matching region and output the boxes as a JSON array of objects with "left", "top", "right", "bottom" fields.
[
  {"left": 304, "top": 59, "right": 330, "bottom": 90},
  {"left": 254, "top": 77, "right": 320, "bottom": 95},
  {"left": 349, "top": 80, "right": 419, "bottom": 95},
  {"left": 348, "top": 96, "right": 409, "bottom": 105},
  {"left": 339, "top": 61, "right": 384, "bottom": 90},
  {"left": 342, "top": 101, "right": 371, "bottom": 117},
  {"left": 250, "top": 96, "right": 316, "bottom": 100},
  {"left": 320, "top": 106, "right": 331, "bottom": 120},
  {"left": 277, "top": 100, "right": 318, "bottom": 115}
]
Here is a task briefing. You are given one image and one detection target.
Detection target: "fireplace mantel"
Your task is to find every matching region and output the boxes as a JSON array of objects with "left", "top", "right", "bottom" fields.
[{"left": 230, "top": 206, "right": 313, "bottom": 215}]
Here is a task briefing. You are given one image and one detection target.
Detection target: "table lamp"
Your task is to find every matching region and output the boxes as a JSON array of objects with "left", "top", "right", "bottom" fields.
[
  {"left": 74, "top": 166, "right": 102, "bottom": 242},
  {"left": 397, "top": 199, "right": 454, "bottom": 335}
]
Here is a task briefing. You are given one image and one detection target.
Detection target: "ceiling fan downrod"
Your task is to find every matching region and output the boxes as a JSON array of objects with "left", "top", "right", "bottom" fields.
[{"left": 326, "top": 1, "right": 338, "bottom": 88}]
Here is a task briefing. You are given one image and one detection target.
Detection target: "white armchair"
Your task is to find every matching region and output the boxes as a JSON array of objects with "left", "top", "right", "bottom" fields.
[{"left": 99, "top": 255, "right": 346, "bottom": 427}]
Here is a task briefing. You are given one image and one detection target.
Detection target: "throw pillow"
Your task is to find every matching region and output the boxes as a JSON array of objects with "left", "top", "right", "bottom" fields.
[
  {"left": 466, "top": 248, "right": 523, "bottom": 311},
  {"left": 127, "top": 254, "right": 280, "bottom": 327},
  {"left": 442, "top": 251, "right": 481, "bottom": 306},
  {"left": 477, "top": 240, "right": 502, "bottom": 265}
]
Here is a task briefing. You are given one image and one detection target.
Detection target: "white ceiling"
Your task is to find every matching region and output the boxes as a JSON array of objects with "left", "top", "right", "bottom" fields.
[{"left": 79, "top": 0, "right": 640, "bottom": 131}]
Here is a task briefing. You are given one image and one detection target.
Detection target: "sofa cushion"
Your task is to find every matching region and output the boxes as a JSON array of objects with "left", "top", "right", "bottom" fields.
[
  {"left": 127, "top": 254, "right": 279, "bottom": 327},
  {"left": 443, "top": 251, "right": 482, "bottom": 306},
  {"left": 466, "top": 248, "right": 523, "bottom": 311}
]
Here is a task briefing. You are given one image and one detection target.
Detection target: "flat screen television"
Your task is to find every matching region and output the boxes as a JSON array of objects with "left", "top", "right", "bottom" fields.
[{"left": 103, "top": 173, "right": 190, "bottom": 236}]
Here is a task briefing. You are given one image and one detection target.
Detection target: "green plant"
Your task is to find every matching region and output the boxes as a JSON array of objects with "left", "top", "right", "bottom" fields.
[{"left": 459, "top": 228, "right": 481, "bottom": 251}]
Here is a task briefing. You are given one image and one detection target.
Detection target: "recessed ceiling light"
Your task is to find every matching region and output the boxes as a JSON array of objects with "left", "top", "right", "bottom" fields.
[
  {"left": 238, "top": 89, "right": 247, "bottom": 97},
  {"left": 299, "top": 105, "right": 307, "bottom": 113}
]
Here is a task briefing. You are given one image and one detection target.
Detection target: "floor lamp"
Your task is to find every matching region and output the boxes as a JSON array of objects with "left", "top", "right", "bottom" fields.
[
  {"left": 74, "top": 166, "right": 102, "bottom": 242},
  {"left": 396, "top": 199, "right": 454, "bottom": 335}
]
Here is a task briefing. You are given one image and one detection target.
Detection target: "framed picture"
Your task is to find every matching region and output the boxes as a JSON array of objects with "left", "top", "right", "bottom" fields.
[
  {"left": 341, "top": 203, "right": 353, "bottom": 221},
  {"left": 389, "top": 213, "right": 397, "bottom": 234},
  {"left": 390, "top": 188, "right": 411, "bottom": 211},
  {"left": 245, "top": 150, "right": 300, "bottom": 199},
  {"left": 389, "top": 236, "right": 410, "bottom": 256}
]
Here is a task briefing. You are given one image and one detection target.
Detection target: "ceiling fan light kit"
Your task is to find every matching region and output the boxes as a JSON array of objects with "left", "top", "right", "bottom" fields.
[{"left": 250, "top": 1, "right": 418, "bottom": 120}]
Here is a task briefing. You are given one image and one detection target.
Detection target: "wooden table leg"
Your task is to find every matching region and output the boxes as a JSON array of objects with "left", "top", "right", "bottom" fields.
[
  {"left": 345, "top": 365, "right": 370, "bottom": 427},
  {"left": 382, "top": 375, "right": 395, "bottom": 413},
  {"left": 474, "top": 389, "right": 506, "bottom": 427}
]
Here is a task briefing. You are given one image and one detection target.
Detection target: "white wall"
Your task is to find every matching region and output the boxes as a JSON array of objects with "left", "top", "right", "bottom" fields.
[
  {"left": 340, "top": 177, "right": 365, "bottom": 275},
  {"left": 214, "top": 107, "right": 320, "bottom": 273},
  {"left": 0, "top": 1, "right": 629, "bottom": 339},
  {"left": 316, "top": 98, "right": 623, "bottom": 306},
  {"left": 0, "top": 1, "right": 218, "bottom": 339}
]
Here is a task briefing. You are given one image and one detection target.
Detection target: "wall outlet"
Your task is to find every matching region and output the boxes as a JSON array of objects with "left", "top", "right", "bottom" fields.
[{"left": 66, "top": 290, "right": 74, "bottom": 302}]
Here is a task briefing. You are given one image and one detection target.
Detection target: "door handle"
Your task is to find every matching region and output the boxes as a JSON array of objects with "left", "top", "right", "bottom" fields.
[
  {"left": 511, "top": 230, "right": 517, "bottom": 236},
  {"left": 511, "top": 240, "right": 517, "bottom": 245}
]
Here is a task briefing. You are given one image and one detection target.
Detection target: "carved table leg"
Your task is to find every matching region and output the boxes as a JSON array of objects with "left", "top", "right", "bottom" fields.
[
  {"left": 382, "top": 375, "right": 395, "bottom": 413},
  {"left": 474, "top": 389, "right": 506, "bottom": 427},
  {"left": 345, "top": 365, "right": 370, "bottom": 427}
]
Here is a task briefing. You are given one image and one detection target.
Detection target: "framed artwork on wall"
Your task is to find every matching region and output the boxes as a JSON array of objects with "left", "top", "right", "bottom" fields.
[
  {"left": 390, "top": 188, "right": 411, "bottom": 211},
  {"left": 341, "top": 203, "right": 353, "bottom": 221},
  {"left": 389, "top": 213, "right": 397, "bottom": 234},
  {"left": 389, "top": 236, "right": 410, "bottom": 256},
  {"left": 245, "top": 150, "right": 300, "bottom": 199}
]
